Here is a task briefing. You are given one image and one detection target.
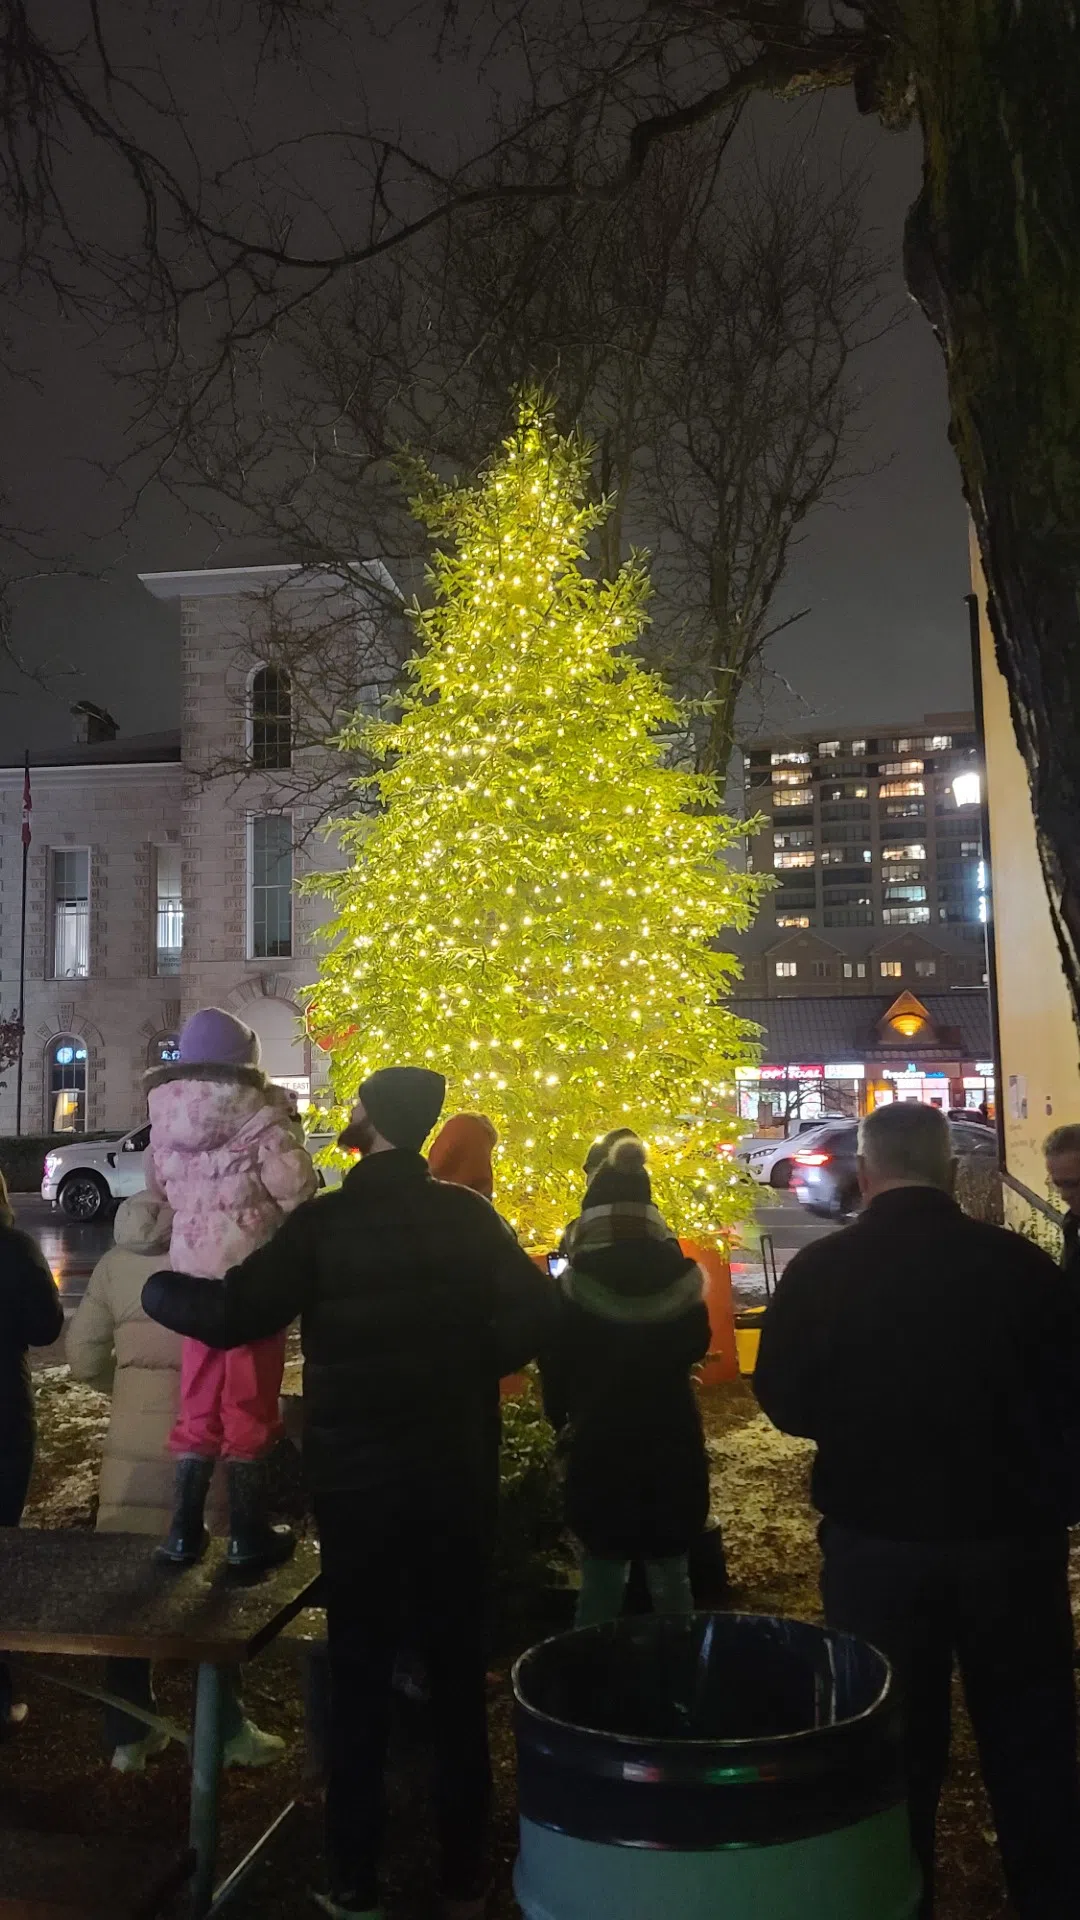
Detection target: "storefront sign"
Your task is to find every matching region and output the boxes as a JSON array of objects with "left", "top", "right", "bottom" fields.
[{"left": 824, "top": 1064, "right": 865, "bottom": 1079}]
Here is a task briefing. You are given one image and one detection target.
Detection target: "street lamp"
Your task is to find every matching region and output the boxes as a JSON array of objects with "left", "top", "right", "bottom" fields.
[{"left": 952, "top": 770, "right": 981, "bottom": 808}]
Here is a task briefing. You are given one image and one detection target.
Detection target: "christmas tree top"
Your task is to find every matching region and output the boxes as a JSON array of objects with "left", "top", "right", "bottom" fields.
[{"left": 310, "top": 397, "right": 765, "bottom": 1245}]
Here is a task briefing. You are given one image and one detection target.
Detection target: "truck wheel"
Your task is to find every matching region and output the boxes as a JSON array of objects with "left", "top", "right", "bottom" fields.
[{"left": 58, "top": 1173, "right": 109, "bottom": 1221}]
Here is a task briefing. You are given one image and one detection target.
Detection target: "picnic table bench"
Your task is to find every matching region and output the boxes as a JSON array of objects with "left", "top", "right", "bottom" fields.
[{"left": 0, "top": 1530, "right": 321, "bottom": 1919}]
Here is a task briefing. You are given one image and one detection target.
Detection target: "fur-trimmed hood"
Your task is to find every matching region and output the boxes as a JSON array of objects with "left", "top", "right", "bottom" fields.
[{"left": 144, "top": 1060, "right": 268, "bottom": 1095}]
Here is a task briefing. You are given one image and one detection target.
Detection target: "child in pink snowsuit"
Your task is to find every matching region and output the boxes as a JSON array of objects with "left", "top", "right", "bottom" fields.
[{"left": 146, "top": 1007, "right": 318, "bottom": 1569}]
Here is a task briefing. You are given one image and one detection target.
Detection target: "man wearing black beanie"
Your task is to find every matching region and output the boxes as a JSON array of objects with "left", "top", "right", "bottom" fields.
[{"left": 144, "top": 1064, "right": 554, "bottom": 1920}]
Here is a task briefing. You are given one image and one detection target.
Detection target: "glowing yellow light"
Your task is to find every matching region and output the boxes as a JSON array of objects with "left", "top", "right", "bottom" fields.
[{"left": 307, "top": 396, "right": 766, "bottom": 1246}]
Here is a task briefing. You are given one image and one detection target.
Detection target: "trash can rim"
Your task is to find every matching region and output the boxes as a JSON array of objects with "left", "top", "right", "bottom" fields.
[{"left": 511, "top": 1610, "right": 893, "bottom": 1752}]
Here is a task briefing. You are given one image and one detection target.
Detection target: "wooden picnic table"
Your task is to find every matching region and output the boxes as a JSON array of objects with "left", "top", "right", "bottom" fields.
[{"left": 0, "top": 1529, "right": 322, "bottom": 1920}]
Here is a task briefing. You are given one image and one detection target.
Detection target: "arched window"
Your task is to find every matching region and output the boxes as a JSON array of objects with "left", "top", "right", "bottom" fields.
[
  {"left": 47, "top": 1036, "right": 88, "bottom": 1133},
  {"left": 148, "top": 1032, "right": 180, "bottom": 1069},
  {"left": 250, "top": 666, "right": 292, "bottom": 770}
]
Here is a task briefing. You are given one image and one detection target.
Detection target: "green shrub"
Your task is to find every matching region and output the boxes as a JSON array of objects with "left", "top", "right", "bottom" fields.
[
  {"left": 497, "top": 1379, "right": 569, "bottom": 1590},
  {"left": 0, "top": 1133, "right": 116, "bottom": 1192}
]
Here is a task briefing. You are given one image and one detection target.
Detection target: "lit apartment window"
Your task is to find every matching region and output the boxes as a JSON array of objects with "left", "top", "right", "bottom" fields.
[
  {"left": 879, "top": 760, "right": 924, "bottom": 776},
  {"left": 854, "top": 786, "right": 868, "bottom": 799},
  {"left": 774, "top": 789, "right": 812, "bottom": 808},
  {"left": 883, "top": 843, "right": 927, "bottom": 862},
  {"left": 842, "top": 960, "right": 868, "bottom": 979},
  {"left": 47, "top": 1035, "right": 87, "bottom": 1131},
  {"left": 888, "top": 863, "right": 924, "bottom": 884},
  {"left": 850, "top": 739, "right": 866, "bottom": 754},
  {"left": 879, "top": 780, "right": 925, "bottom": 799},
  {"left": 155, "top": 845, "right": 183, "bottom": 976},
  {"left": 773, "top": 829, "right": 814, "bottom": 848},
  {"left": 880, "top": 960, "right": 902, "bottom": 979},
  {"left": 882, "top": 907, "right": 931, "bottom": 925},
  {"left": 53, "top": 850, "right": 89, "bottom": 978},
  {"left": 960, "top": 839, "right": 981, "bottom": 857},
  {"left": 776, "top": 914, "right": 810, "bottom": 929},
  {"left": 926, "top": 734, "right": 952, "bottom": 750},
  {"left": 772, "top": 768, "right": 810, "bottom": 786},
  {"left": 775, "top": 961, "right": 798, "bottom": 978},
  {"left": 883, "top": 800, "right": 925, "bottom": 819},
  {"left": 886, "top": 884, "right": 928, "bottom": 902},
  {"left": 774, "top": 851, "right": 815, "bottom": 870},
  {"left": 771, "top": 751, "right": 811, "bottom": 766},
  {"left": 915, "top": 960, "right": 937, "bottom": 977},
  {"left": 250, "top": 815, "right": 293, "bottom": 959},
  {"left": 817, "top": 740, "right": 841, "bottom": 757},
  {"left": 250, "top": 666, "right": 293, "bottom": 770}
]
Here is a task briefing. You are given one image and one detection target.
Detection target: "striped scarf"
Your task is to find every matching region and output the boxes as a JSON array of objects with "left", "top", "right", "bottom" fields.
[{"left": 562, "top": 1202, "right": 704, "bottom": 1324}]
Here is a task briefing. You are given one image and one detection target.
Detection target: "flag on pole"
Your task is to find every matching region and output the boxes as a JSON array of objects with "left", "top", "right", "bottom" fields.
[{"left": 21, "top": 755, "right": 31, "bottom": 848}]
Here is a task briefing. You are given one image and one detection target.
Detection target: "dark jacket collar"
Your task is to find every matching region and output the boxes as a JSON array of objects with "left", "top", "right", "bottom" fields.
[
  {"left": 863, "top": 1185, "right": 961, "bottom": 1223},
  {"left": 342, "top": 1148, "right": 430, "bottom": 1192}
]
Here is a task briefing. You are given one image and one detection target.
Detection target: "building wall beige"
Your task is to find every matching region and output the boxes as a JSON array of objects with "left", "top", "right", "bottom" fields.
[{"left": 974, "top": 532, "right": 1080, "bottom": 1214}]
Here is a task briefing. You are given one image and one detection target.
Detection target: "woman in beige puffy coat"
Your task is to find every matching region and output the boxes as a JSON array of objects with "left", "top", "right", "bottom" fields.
[
  {"left": 67, "top": 1193, "right": 185, "bottom": 1535},
  {"left": 67, "top": 1194, "right": 284, "bottom": 1773}
]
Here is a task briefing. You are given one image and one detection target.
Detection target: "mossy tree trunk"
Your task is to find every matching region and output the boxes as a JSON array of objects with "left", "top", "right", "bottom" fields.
[{"left": 899, "top": 0, "right": 1080, "bottom": 1021}]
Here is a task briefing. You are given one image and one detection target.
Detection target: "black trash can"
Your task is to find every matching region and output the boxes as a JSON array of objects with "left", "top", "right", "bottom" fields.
[{"left": 513, "top": 1611, "right": 919, "bottom": 1920}]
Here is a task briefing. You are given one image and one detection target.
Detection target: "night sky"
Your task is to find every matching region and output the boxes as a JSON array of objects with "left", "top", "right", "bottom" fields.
[{"left": 0, "top": 76, "right": 971, "bottom": 763}]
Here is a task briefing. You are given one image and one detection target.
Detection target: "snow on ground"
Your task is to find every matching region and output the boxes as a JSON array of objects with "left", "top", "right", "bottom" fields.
[
  {"left": 708, "top": 1407, "right": 819, "bottom": 1616},
  {"left": 26, "top": 1367, "right": 109, "bottom": 1529}
]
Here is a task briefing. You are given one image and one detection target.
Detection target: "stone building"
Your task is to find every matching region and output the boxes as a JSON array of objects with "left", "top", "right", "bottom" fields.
[{"left": 0, "top": 563, "right": 384, "bottom": 1136}]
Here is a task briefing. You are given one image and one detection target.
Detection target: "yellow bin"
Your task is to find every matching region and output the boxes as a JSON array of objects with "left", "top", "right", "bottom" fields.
[{"left": 735, "top": 1307, "right": 765, "bottom": 1375}]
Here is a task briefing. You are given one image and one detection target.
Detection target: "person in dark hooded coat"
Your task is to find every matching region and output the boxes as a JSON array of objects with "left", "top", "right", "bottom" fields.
[{"left": 540, "top": 1133, "right": 710, "bottom": 1627}]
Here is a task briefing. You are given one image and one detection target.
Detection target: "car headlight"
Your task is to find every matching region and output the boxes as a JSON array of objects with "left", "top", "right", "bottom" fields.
[{"left": 43, "top": 1154, "right": 61, "bottom": 1176}]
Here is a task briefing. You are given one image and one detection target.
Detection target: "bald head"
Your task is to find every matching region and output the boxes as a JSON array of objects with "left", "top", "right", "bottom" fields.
[{"left": 857, "top": 1103, "right": 955, "bottom": 1201}]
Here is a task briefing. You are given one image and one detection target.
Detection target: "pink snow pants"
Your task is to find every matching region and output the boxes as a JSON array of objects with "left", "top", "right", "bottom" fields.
[{"left": 170, "top": 1333, "right": 287, "bottom": 1461}]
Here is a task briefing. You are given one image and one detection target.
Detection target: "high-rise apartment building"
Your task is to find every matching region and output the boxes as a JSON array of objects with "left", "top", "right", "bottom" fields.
[{"left": 728, "top": 712, "right": 987, "bottom": 998}]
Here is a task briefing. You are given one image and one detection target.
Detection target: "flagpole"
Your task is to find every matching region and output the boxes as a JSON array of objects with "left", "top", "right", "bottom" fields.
[{"left": 15, "top": 751, "right": 30, "bottom": 1137}]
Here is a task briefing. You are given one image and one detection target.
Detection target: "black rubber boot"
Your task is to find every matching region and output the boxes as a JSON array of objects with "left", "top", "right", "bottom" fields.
[
  {"left": 226, "top": 1459, "right": 295, "bottom": 1572},
  {"left": 154, "top": 1455, "right": 213, "bottom": 1567}
]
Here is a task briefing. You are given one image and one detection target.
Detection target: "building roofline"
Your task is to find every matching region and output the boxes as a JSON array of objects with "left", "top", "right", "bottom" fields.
[
  {"left": 738, "top": 712, "right": 976, "bottom": 753},
  {"left": 139, "top": 559, "right": 398, "bottom": 601}
]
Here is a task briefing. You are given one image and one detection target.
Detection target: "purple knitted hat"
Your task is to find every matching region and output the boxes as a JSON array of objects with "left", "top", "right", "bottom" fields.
[{"left": 178, "top": 1007, "right": 261, "bottom": 1069}]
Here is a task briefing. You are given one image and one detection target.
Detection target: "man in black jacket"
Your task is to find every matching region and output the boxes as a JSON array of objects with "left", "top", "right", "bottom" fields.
[
  {"left": 144, "top": 1066, "right": 554, "bottom": 1920},
  {"left": 755, "top": 1101, "right": 1080, "bottom": 1920}
]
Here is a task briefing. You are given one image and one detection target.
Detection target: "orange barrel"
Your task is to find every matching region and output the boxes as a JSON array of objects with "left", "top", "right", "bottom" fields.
[{"left": 680, "top": 1240, "right": 738, "bottom": 1385}]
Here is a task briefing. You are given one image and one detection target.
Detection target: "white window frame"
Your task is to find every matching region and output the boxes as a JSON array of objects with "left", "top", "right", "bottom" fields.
[
  {"left": 775, "top": 960, "right": 798, "bottom": 979},
  {"left": 154, "top": 844, "right": 183, "bottom": 977},
  {"left": 247, "top": 812, "right": 294, "bottom": 960},
  {"left": 51, "top": 848, "right": 91, "bottom": 980},
  {"left": 247, "top": 662, "right": 294, "bottom": 772}
]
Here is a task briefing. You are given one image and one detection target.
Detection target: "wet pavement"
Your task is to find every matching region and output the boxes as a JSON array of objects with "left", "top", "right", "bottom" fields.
[
  {"left": 10, "top": 1186, "right": 837, "bottom": 1336},
  {"left": 12, "top": 1195, "right": 113, "bottom": 1312},
  {"left": 732, "top": 1193, "right": 838, "bottom": 1306}
]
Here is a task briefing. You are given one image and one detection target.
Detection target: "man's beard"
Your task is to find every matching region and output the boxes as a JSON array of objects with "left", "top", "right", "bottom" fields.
[{"left": 338, "top": 1114, "right": 377, "bottom": 1156}]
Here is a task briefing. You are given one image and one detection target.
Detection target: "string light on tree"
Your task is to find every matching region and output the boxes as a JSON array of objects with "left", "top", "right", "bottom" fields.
[{"left": 309, "top": 396, "right": 766, "bottom": 1247}]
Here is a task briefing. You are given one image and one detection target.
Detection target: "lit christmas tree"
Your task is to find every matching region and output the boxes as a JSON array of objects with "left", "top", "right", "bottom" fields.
[{"left": 310, "top": 398, "right": 765, "bottom": 1247}]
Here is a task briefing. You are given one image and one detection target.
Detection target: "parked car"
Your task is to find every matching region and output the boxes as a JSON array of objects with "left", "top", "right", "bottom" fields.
[
  {"left": 735, "top": 1118, "right": 851, "bottom": 1190},
  {"left": 42, "top": 1122, "right": 343, "bottom": 1220},
  {"left": 791, "top": 1116, "right": 999, "bottom": 1219}
]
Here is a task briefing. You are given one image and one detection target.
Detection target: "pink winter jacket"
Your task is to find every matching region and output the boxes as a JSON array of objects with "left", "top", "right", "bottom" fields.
[{"left": 145, "top": 1064, "right": 318, "bottom": 1280}]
